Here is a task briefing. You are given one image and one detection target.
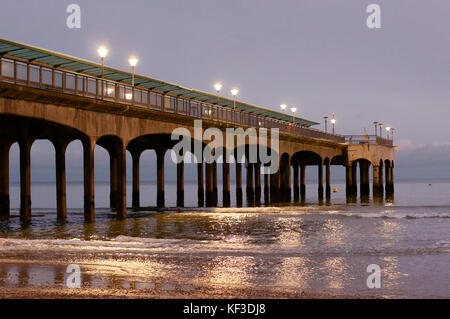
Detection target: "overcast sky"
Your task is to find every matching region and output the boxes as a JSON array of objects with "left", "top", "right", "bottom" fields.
[{"left": 1, "top": 1, "right": 449, "bottom": 180}]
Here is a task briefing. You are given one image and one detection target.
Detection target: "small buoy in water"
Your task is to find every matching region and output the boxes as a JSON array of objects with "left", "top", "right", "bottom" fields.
[{"left": 333, "top": 187, "right": 338, "bottom": 193}]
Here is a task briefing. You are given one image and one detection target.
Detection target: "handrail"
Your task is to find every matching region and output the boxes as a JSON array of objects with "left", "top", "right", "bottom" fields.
[
  {"left": 345, "top": 135, "right": 393, "bottom": 147},
  {"left": 0, "top": 56, "right": 346, "bottom": 143}
]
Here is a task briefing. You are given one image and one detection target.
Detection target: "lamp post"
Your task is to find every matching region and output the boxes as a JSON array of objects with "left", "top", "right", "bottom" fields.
[
  {"left": 386, "top": 126, "right": 391, "bottom": 139},
  {"left": 373, "top": 121, "right": 378, "bottom": 136},
  {"left": 331, "top": 113, "right": 336, "bottom": 134},
  {"left": 324, "top": 116, "right": 328, "bottom": 132},
  {"left": 214, "top": 83, "right": 222, "bottom": 105},
  {"left": 291, "top": 107, "right": 297, "bottom": 124},
  {"left": 379, "top": 123, "right": 383, "bottom": 137},
  {"left": 128, "top": 57, "right": 138, "bottom": 86},
  {"left": 231, "top": 88, "right": 239, "bottom": 110},
  {"left": 280, "top": 104, "right": 287, "bottom": 113},
  {"left": 391, "top": 128, "right": 395, "bottom": 141},
  {"left": 97, "top": 47, "right": 108, "bottom": 78}
]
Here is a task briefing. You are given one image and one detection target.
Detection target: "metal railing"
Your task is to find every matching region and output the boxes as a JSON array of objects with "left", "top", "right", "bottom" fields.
[
  {"left": 0, "top": 56, "right": 345, "bottom": 143},
  {"left": 345, "top": 135, "right": 393, "bottom": 147}
]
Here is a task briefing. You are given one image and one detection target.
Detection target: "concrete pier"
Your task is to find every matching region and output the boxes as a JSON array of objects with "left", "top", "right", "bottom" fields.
[
  {"left": 0, "top": 140, "right": 10, "bottom": 219},
  {"left": 156, "top": 149, "right": 165, "bottom": 208},
  {"left": 131, "top": 152, "right": 141, "bottom": 209},
  {"left": 246, "top": 162, "right": 254, "bottom": 205},
  {"left": 318, "top": 162, "right": 324, "bottom": 201},
  {"left": 83, "top": 139, "right": 95, "bottom": 222},
  {"left": 293, "top": 164, "right": 299, "bottom": 202},
  {"left": 325, "top": 160, "right": 331, "bottom": 199},
  {"left": 222, "top": 162, "right": 230, "bottom": 207},
  {"left": 54, "top": 139, "right": 68, "bottom": 222},
  {"left": 177, "top": 162, "right": 184, "bottom": 207},
  {"left": 300, "top": 165, "right": 306, "bottom": 202},
  {"left": 236, "top": 162, "right": 243, "bottom": 207},
  {"left": 19, "top": 137, "right": 33, "bottom": 223},
  {"left": 197, "top": 162, "right": 204, "bottom": 207}
]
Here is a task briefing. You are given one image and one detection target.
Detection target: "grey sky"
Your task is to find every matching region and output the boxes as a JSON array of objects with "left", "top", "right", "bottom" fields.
[{"left": 1, "top": 1, "right": 449, "bottom": 179}]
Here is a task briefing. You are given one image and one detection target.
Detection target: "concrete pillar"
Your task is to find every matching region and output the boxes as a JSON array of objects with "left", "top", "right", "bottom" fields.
[
  {"left": 280, "top": 161, "right": 291, "bottom": 202},
  {"left": 246, "top": 162, "right": 254, "bottom": 205},
  {"left": 156, "top": 149, "right": 165, "bottom": 208},
  {"left": 0, "top": 140, "right": 11, "bottom": 219},
  {"left": 236, "top": 162, "right": 243, "bottom": 207},
  {"left": 177, "top": 162, "right": 184, "bottom": 207},
  {"left": 372, "top": 166, "right": 383, "bottom": 199},
  {"left": 293, "top": 164, "right": 299, "bottom": 202},
  {"left": 263, "top": 170, "right": 269, "bottom": 204},
  {"left": 212, "top": 161, "right": 218, "bottom": 206},
  {"left": 360, "top": 162, "right": 370, "bottom": 198},
  {"left": 83, "top": 139, "right": 95, "bottom": 222},
  {"left": 131, "top": 152, "right": 141, "bottom": 209},
  {"left": 254, "top": 162, "right": 261, "bottom": 205},
  {"left": 205, "top": 162, "right": 213, "bottom": 206},
  {"left": 379, "top": 165, "right": 384, "bottom": 198},
  {"left": 351, "top": 162, "right": 358, "bottom": 197},
  {"left": 318, "top": 162, "right": 324, "bottom": 201},
  {"left": 386, "top": 165, "right": 394, "bottom": 198},
  {"left": 346, "top": 165, "right": 353, "bottom": 198},
  {"left": 19, "top": 137, "right": 33, "bottom": 223},
  {"left": 54, "top": 139, "right": 68, "bottom": 222},
  {"left": 197, "top": 162, "right": 204, "bottom": 207},
  {"left": 300, "top": 165, "right": 306, "bottom": 202},
  {"left": 115, "top": 146, "right": 127, "bottom": 220},
  {"left": 222, "top": 162, "right": 230, "bottom": 207},
  {"left": 270, "top": 170, "right": 280, "bottom": 203},
  {"left": 325, "top": 161, "right": 331, "bottom": 199}
]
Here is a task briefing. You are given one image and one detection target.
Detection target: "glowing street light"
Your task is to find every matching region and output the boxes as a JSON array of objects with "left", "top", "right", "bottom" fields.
[
  {"left": 214, "top": 83, "right": 222, "bottom": 104},
  {"left": 331, "top": 113, "right": 336, "bottom": 134},
  {"left": 231, "top": 88, "right": 239, "bottom": 110},
  {"left": 128, "top": 56, "right": 138, "bottom": 86},
  {"left": 280, "top": 104, "right": 287, "bottom": 113},
  {"left": 97, "top": 46, "right": 108, "bottom": 78},
  {"left": 379, "top": 123, "right": 383, "bottom": 137},
  {"left": 385, "top": 126, "right": 391, "bottom": 139},
  {"left": 324, "top": 116, "right": 329, "bottom": 132},
  {"left": 290, "top": 106, "right": 297, "bottom": 124}
]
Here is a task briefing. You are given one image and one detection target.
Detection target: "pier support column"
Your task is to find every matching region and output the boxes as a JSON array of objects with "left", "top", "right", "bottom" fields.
[
  {"left": 351, "top": 162, "right": 358, "bottom": 197},
  {"left": 386, "top": 164, "right": 394, "bottom": 199},
  {"left": 222, "top": 162, "right": 230, "bottom": 207},
  {"left": 254, "top": 162, "right": 261, "bottom": 205},
  {"left": 246, "top": 162, "right": 254, "bottom": 205},
  {"left": 115, "top": 146, "right": 127, "bottom": 220},
  {"left": 54, "top": 139, "right": 68, "bottom": 222},
  {"left": 236, "top": 162, "right": 243, "bottom": 207},
  {"left": 263, "top": 170, "right": 269, "bottom": 204},
  {"left": 156, "top": 149, "right": 165, "bottom": 208},
  {"left": 300, "top": 165, "right": 306, "bottom": 202},
  {"left": 197, "top": 162, "right": 204, "bottom": 207},
  {"left": 83, "top": 138, "right": 95, "bottom": 222},
  {"left": 270, "top": 170, "right": 280, "bottom": 203},
  {"left": 372, "top": 166, "right": 383, "bottom": 199},
  {"left": 318, "top": 162, "right": 324, "bottom": 201},
  {"left": 212, "top": 162, "right": 218, "bottom": 206},
  {"left": 131, "top": 152, "right": 141, "bottom": 209},
  {"left": 360, "top": 162, "right": 370, "bottom": 199},
  {"left": 346, "top": 165, "right": 353, "bottom": 198},
  {"left": 19, "top": 137, "right": 33, "bottom": 223},
  {"left": 0, "top": 140, "right": 11, "bottom": 219},
  {"left": 293, "top": 164, "right": 299, "bottom": 202},
  {"left": 205, "top": 162, "right": 213, "bottom": 207},
  {"left": 177, "top": 162, "right": 184, "bottom": 207},
  {"left": 325, "top": 161, "right": 331, "bottom": 200}
]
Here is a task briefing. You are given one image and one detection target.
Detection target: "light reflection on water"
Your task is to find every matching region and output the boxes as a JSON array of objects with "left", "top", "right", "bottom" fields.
[{"left": 0, "top": 181, "right": 449, "bottom": 298}]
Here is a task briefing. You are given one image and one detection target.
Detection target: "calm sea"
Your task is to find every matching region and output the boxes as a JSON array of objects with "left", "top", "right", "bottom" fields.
[{"left": 0, "top": 180, "right": 449, "bottom": 298}]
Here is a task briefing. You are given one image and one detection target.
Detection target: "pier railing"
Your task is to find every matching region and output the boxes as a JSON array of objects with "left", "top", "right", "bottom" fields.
[
  {"left": 0, "top": 56, "right": 345, "bottom": 143},
  {"left": 345, "top": 135, "right": 393, "bottom": 147}
]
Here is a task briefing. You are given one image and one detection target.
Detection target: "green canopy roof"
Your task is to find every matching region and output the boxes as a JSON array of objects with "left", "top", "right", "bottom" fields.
[{"left": 0, "top": 38, "right": 319, "bottom": 127}]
